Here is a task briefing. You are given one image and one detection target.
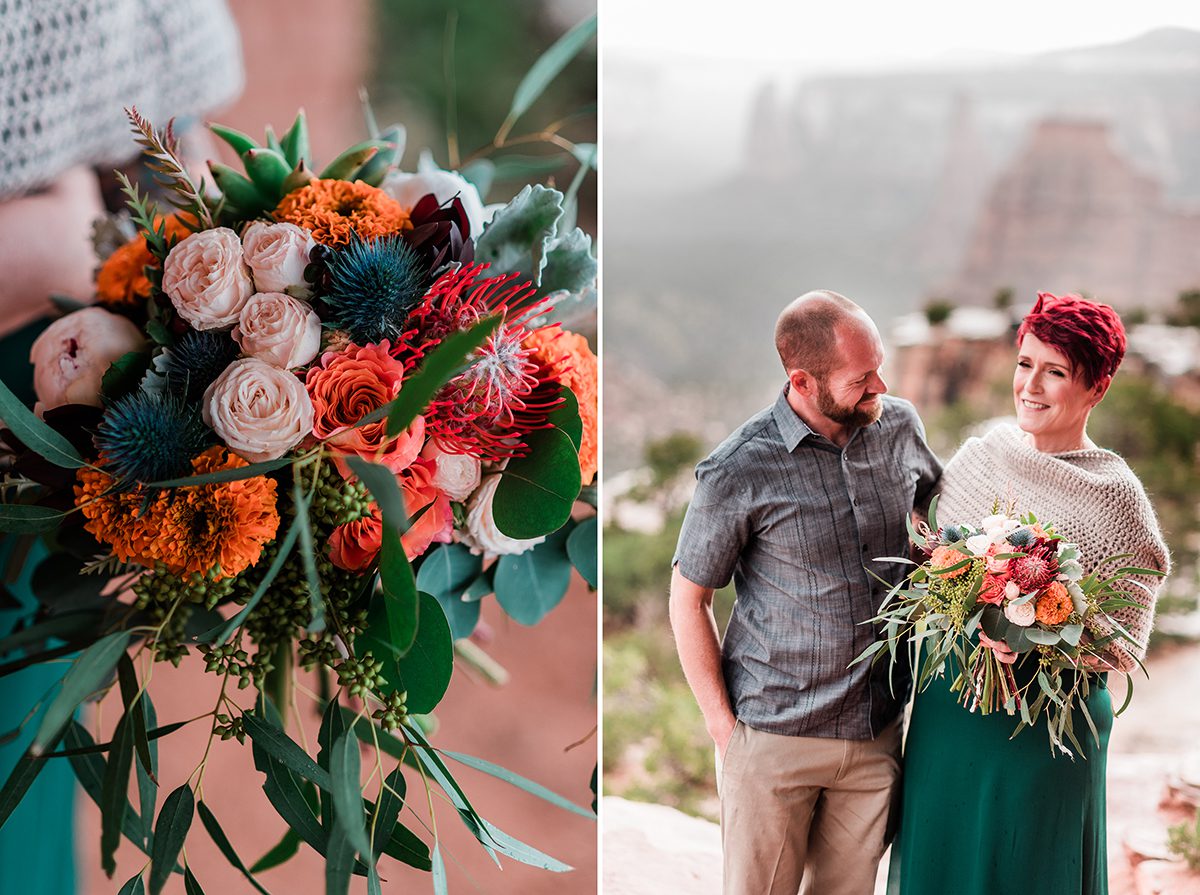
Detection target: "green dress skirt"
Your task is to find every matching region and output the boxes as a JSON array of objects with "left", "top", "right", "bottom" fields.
[
  {"left": 0, "top": 318, "right": 77, "bottom": 894},
  {"left": 893, "top": 660, "right": 1111, "bottom": 895}
]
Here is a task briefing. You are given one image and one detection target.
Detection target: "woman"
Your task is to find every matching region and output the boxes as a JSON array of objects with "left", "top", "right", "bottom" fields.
[{"left": 893, "top": 292, "right": 1170, "bottom": 894}]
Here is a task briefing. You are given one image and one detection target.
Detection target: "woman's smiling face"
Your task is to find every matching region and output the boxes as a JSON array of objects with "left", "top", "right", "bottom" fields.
[{"left": 1012, "top": 333, "right": 1106, "bottom": 450}]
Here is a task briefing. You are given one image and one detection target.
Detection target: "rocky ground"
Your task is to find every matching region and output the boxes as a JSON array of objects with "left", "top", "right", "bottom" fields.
[{"left": 604, "top": 640, "right": 1200, "bottom": 895}]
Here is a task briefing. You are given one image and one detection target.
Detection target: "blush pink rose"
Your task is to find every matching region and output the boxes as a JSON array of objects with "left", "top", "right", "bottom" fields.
[
  {"left": 305, "top": 341, "right": 425, "bottom": 478},
  {"left": 1004, "top": 599, "right": 1036, "bottom": 627},
  {"left": 420, "top": 439, "right": 481, "bottom": 501},
  {"left": 233, "top": 292, "right": 321, "bottom": 369},
  {"left": 985, "top": 543, "right": 1011, "bottom": 574},
  {"left": 29, "top": 307, "right": 145, "bottom": 413},
  {"left": 241, "top": 221, "right": 315, "bottom": 294},
  {"left": 162, "top": 227, "right": 254, "bottom": 329},
  {"left": 202, "top": 358, "right": 314, "bottom": 462}
]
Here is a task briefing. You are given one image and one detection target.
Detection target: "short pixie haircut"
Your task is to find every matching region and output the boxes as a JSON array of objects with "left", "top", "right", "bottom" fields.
[{"left": 1016, "top": 292, "right": 1127, "bottom": 389}]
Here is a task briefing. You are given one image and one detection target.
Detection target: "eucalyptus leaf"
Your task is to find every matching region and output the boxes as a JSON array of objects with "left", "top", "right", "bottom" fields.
[
  {"left": 361, "top": 592, "right": 453, "bottom": 714},
  {"left": 248, "top": 828, "right": 300, "bottom": 874},
  {"left": 0, "top": 503, "right": 69, "bottom": 533},
  {"left": 242, "top": 711, "right": 333, "bottom": 792},
  {"left": 33, "top": 631, "right": 131, "bottom": 754},
  {"left": 291, "top": 477, "right": 325, "bottom": 634},
  {"left": 146, "top": 456, "right": 295, "bottom": 488},
  {"left": 117, "top": 874, "right": 145, "bottom": 895},
  {"left": 565, "top": 516, "right": 597, "bottom": 588},
  {"left": 494, "top": 526, "right": 573, "bottom": 625},
  {"left": 100, "top": 695, "right": 136, "bottom": 876},
  {"left": 479, "top": 818, "right": 572, "bottom": 871},
  {"left": 416, "top": 544, "right": 482, "bottom": 639},
  {"left": 370, "top": 768, "right": 407, "bottom": 860},
  {"left": 149, "top": 784, "right": 194, "bottom": 895},
  {"left": 0, "top": 374, "right": 85, "bottom": 468},
  {"left": 379, "top": 528, "right": 419, "bottom": 656},
  {"left": 1060, "top": 623, "right": 1084, "bottom": 647},
  {"left": 325, "top": 820, "right": 355, "bottom": 895},
  {"left": 459, "top": 158, "right": 495, "bottom": 201},
  {"left": 331, "top": 733, "right": 373, "bottom": 860},
  {"left": 183, "top": 867, "right": 206, "bottom": 895},
  {"left": 0, "top": 723, "right": 67, "bottom": 829},
  {"left": 505, "top": 15, "right": 597, "bottom": 127},
  {"left": 442, "top": 749, "right": 594, "bottom": 819},
  {"left": 489, "top": 154, "right": 567, "bottom": 182},
  {"left": 432, "top": 842, "right": 448, "bottom": 895}
]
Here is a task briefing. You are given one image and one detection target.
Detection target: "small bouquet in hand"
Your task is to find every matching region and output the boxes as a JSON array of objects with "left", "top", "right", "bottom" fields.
[
  {"left": 0, "top": 26, "right": 598, "bottom": 889},
  {"left": 853, "top": 497, "right": 1162, "bottom": 755}
]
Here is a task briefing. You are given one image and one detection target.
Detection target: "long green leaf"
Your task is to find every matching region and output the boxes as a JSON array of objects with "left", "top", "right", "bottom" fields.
[
  {"left": 325, "top": 820, "right": 355, "bottom": 895},
  {"left": 137, "top": 698, "right": 159, "bottom": 849},
  {"left": 370, "top": 768, "right": 406, "bottom": 860},
  {"left": 100, "top": 698, "right": 136, "bottom": 876},
  {"left": 0, "top": 503, "right": 70, "bottom": 533},
  {"left": 45, "top": 719, "right": 191, "bottom": 759},
  {"left": 33, "top": 631, "right": 132, "bottom": 754},
  {"left": 291, "top": 477, "right": 325, "bottom": 633},
  {"left": 0, "top": 723, "right": 67, "bottom": 829},
  {"left": 441, "top": 750, "right": 594, "bottom": 819},
  {"left": 317, "top": 698, "right": 347, "bottom": 830},
  {"left": 345, "top": 457, "right": 408, "bottom": 529},
  {"left": 248, "top": 828, "right": 300, "bottom": 874},
  {"left": 183, "top": 867, "right": 206, "bottom": 895},
  {"left": 504, "top": 15, "right": 596, "bottom": 130},
  {"left": 117, "top": 874, "right": 145, "bottom": 895},
  {"left": 118, "top": 654, "right": 154, "bottom": 781},
  {"left": 331, "top": 733, "right": 373, "bottom": 860},
  {"left": 0, "top": 610, "right": 104, "bottom": 656},
  {"left": 381, "top": 315, "right": 502, "bottom": 437},
  {"left": 379, "top": 529, "right": 419, "bottom": 655},
  {"left": 242, "top": 711, "right": 334, "bottom": 792},
  {"left": 432, "top": 842, "right": 448, "bottom": 895},
  {"left": 150, "top": 784, "right": 194, "bottom": 895},
  {"left": 0, "top": 375, "right": 85, "bottom": 468},
  {"left": 479, "top": 818, "right": 572, "bottom": 871},
  {"left": 197, "top": 801, "right": 273, "bottom": 895}
]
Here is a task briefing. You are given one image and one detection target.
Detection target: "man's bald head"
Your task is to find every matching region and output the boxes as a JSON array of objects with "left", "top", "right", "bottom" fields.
[{"left": 774, "top": 290, "right": 872, "bottom": 377}]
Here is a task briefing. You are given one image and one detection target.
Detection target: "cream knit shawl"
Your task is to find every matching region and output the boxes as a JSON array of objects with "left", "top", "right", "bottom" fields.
[{"left": 935, "top": 421, "right": 1170, "bottom": 669}]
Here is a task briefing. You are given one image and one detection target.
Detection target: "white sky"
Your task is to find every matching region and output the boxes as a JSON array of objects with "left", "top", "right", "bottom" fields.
[{"left": 603, "top": 0, "right": 1200, "bottom": 69}]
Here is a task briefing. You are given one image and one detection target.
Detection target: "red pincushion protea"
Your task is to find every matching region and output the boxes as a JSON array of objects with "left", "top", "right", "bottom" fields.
[
  {"left": 407, "top": 262, "right": 561, "bottom": 461},
  {"left": 1008, "top": 541, "right": 1059, "bottom": 592}
]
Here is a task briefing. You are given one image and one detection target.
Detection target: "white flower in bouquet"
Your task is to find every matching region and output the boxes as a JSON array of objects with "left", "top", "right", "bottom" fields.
[
  {"left": 981, "top": 513, "right": 1019, "bottom": 538},
  {"left": 163, "top": 227, "right": 255, "bottom": 329},
  {"left": 29, "top": 307, "right": 146, "bottom": 412},
  {"left": 233, "top": 292, "right": 321, "bottom": 369},
  {"left": 461, "top": 474, "right": 545, "bottom": 557},
  {"left": 1003, "top": 598, "right": 1036, "bottom": 627},
  {"left": 966, "top": 533, "right": 993, "bottom": 557},
  {"left": 202, "top": 358, "right": 314, "bottom": 462},
  {"left": 383, "top": 167, "right": 487, "bottom": 236},
  {"left": 241, "top": 221, "right": 315, "bottom": 295},
  {"left": 421, "top": 439, "right": 481, "bottom": 502}
]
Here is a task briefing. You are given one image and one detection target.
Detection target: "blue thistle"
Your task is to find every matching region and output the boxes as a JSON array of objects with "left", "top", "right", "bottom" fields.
[
  {"left": 1007, "top": 527, "right": 1034, "bottom": 547},
  {"left": 939, "top": 524, "right": 964, "bottom": 544},
  {"left": 96, "top": 390, "right": 215, "bottom": 486},
  {"left": 159, "top": 330, "right": 240, "bottom": 402},
  {"left": 321, "top": 233, "right": 428, "bottom": 344}
]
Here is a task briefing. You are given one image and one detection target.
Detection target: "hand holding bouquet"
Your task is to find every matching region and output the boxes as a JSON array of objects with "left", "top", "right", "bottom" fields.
[{"left": 853, "top": 497, "right": 1163, "bottom": 755}]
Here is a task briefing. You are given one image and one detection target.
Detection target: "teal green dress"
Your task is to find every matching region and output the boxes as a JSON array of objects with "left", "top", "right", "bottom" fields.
[
  {"left": 0, "top": 318, "right": 77, "bottom": 895},
  {"left": 893, "top": 657, "right": 1111, "bottom": 894}
]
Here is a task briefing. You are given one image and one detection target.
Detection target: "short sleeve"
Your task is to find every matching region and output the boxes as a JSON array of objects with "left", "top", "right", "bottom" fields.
[{"left": 671, "top": 459, "right": 750, "bottom": 590}]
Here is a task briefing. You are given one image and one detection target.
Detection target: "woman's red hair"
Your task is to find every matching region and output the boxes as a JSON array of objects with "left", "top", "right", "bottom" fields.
[{"left": 1016, "top": 292, "right": 1127, "bottom": 388}]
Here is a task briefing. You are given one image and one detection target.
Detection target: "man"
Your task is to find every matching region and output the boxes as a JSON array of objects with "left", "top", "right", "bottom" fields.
[{"left": 670, "top": 290, "right": 942, "bottom": 895}]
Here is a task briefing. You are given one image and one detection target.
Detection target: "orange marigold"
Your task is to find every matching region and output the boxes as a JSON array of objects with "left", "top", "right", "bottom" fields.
[
  {"left": 95, "top": 215, "right": 194, "bottom": 308},
  {"left": 929, "top": 545, "right": 970, "bottom": 578},
  {"left": 1035, "top": 580, "right": 1074, "bottom": 626},
  {"left": 273, "top": 179, "right": 411, "bottom": 246},
  {"left": 523, "top": 326, "right": 598, "bottom": 485},
  {"left": 75, "top": 447, "right": 280, "bottom": 580}
]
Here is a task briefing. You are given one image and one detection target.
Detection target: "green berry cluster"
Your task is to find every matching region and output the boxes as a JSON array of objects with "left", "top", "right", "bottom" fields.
[
  {"left": 197, "top": 641, "right": 257, "bottom": 689},
  {"left": 132, "top": 564, "right": 237, "bottom": 612},
  {"left": 213, "top": 713, "right": 246, "bottom": 743},
  {"left": 372, "top": 689, "right": 409, "bottom": 733},
  {"left": 307, "top": 460, "right": 374, "bottom": 527},
  {"left": 336, "top": 651, "right": 385, "bottom": 699}
]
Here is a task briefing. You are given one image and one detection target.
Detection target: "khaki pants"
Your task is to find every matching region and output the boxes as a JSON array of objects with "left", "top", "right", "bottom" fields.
[{"left": 716, "top": 718, "right": 901, "bottom": 895}]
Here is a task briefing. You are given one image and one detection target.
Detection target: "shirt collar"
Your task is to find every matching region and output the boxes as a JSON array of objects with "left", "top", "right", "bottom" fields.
[{"left": 773, "top": 385, "right": 814, "bottom": 452}]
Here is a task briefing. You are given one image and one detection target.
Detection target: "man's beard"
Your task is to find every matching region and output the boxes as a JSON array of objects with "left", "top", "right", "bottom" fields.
[{"left": 815, "top": 380, "right": 883, "bottom": 428}]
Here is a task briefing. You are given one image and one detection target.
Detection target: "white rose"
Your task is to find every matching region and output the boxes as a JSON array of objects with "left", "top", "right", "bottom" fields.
[
  {"left": 202, "top": 358, "right": 314, "bottom": 462},
  {"left": 382, "top": 169, "right": 486, "bottom": 237},
  {"left": 461, "top": 474, "right": 545, "bottom": 557},
  {"left": 965, "top": 534, "right": 992, "bottom": 557},
  {"left": 233, "top": 292, "right": 321, "bottom": 369},
  {"left": 29, "top": 307, "right": 146, "bottom": 413},
  {"left": 1004, "top": 581, "right": 1021, "bottom": 601},
  {"left": 241, "top": 221, "right": 315, "bottom": 295},
  {"left": 162, "top": 227, "right": 254, "bottom": 330},
  {"left": 421, "top": 439, "right": 481, "bottom": 502},
  {"left": 1004, "top": 599, "right": 1036, "bottom": 627}
]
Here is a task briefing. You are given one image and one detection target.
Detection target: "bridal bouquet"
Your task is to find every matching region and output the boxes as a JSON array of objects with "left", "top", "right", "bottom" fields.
[
  {"left": 0, "top": 36, "right": 597, "bottom": 892},
  {"left": 853, "top": 498, "right": 1162, "bottom": 755}
]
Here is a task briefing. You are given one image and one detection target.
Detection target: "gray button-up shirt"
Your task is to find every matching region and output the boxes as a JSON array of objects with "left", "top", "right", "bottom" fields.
[{"left": 673, "top": 388, "right": 943, "bottom": 740}]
